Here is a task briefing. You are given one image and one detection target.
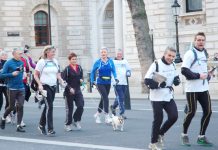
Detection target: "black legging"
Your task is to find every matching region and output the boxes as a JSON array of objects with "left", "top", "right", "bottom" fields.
[
  {"left": 0, "top": 86, "right": 9, "bottom": 111},
  {"left": 39, "top": 85, "right": 56, "bottom": 131},
  {"left": 183, "top": 91, "right": 212, "bottom": 135},
  {"left": 96, "top": 84, "right": 111, "bottom": 113},
  {"left": 151, "top": 99, "right": 178, "bottom": 143}
]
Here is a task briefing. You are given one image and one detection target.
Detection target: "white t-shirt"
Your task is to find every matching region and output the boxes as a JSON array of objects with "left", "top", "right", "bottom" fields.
[
  {"left": 181, "top": 48, "right": 208, "bottom": 92},
  {"left": 112, "top": 59, "right": 131, "bottom": 85},
  {"left": 144, "top": 59, "right": 178, "bottom": 102},
  {"left": 35, "top": 58, "right": 59, "bottom": 86}
]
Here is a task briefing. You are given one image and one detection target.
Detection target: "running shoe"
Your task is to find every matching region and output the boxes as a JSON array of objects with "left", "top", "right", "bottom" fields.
[
  {"left": 197, "top": 136, "right": 213, "bottom": 146},
  {"left": 181, "top": 134, "right": 191, "bottom": 146},
  {"left": 38, "top": 125, "right": 47, "bottom": 135},
  {"left": 16, "top": 125, "right": 25, "bottom": 132},
  {"left": 148, "top": 142, "right": 162, "bottom": 150}
]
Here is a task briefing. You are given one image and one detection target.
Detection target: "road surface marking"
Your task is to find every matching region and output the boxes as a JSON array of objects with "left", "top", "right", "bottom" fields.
[{"left": 0, "top": 136, "right": 146, "bottom": 150}]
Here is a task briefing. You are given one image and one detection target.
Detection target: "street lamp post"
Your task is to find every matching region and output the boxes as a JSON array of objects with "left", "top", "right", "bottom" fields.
[
  {"left": 149, "top": 29, "right": 155, "bottom": 61},
  {"left": 171, "top": 0, "right": 182, "bottom": 63},
  {"left": 48, "top": 0, "right": 52, "bottom": 45}
]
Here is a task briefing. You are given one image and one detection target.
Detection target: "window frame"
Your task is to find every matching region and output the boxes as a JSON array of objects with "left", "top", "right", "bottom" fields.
[
  {"left": 186, "top": 0, "right": 202, "bottom": 13},
  {"left": 34, "top": 11, "right": 50, "bottom": 46}
]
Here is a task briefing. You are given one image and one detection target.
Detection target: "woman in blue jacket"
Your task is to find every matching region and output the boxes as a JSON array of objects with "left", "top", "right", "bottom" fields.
[{"left": 90, "top": 47, "right": 118, "bottom": 124}]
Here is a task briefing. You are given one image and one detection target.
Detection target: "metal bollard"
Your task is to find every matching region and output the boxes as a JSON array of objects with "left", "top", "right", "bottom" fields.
[
  {"left": 87, "top": 72, "right": 92, "bottom": 93},
  {"left": 125, "top": 77, "right": 131, "bottom": 110}
]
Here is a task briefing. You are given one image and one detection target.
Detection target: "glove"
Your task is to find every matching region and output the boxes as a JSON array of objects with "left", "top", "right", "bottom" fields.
[
  {"left": 173, "top": 76, "right": 181, "bottom": 86},
  {"left": 159, "top": 82, "right": 166, "bottom": 88},
  {"left": 126, "top": 71, "right": 131, "bottom": 77},
  {"left": 144, "top": 78, "right": 159, "bottom": 89},
  {"left": 115, "top": 79, "right": 119, "bottom": 85}
]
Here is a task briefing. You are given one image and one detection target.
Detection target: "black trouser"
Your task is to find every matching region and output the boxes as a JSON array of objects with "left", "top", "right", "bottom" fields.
[
  {"left": 3, "top": 89, "right": 25, "bottom": 125},
  {"left": 151, "top": 99, "right": 178, "bottom": 143},
  {"left": 65, "top": 92, "right": 84, "bottom": 125},
  {"left": 24, "top": 83, "right": 31, "bottom": 102},
  {"left": 183, "top": 91, "right": 212, "bottom": 135},
  {"left": 0, "top": 86, "right": 8, "bottom": 111},
  {"left": 96, "top": 84, "right": 111, "bottom": 113},
  {"left": 39, "top": 85, "right": 56, "bottom": 131}
]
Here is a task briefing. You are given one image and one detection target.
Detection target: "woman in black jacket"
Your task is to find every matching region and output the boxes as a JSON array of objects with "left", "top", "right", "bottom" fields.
[
  {"left": 62, "top": 52, "right": 84, "bottom": 131},
  {"left": 0, "top": 51, "right": 8, "bottom": 111}
]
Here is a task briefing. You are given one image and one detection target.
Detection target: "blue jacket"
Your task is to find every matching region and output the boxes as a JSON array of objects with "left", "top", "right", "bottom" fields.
[
  {"left": 0, "top": 58, "right": 24, "bottom": 89},
  {"left": 90, "top": 58, "right": 117, "bottom": 85}
]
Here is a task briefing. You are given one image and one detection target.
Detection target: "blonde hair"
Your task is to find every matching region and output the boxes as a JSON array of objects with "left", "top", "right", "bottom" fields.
[
  {"left": 0, "top": 51, "right": 7, "bottom": 56},
  {"left": 42, "top": 45, "right": 55, "bottom": 59}
]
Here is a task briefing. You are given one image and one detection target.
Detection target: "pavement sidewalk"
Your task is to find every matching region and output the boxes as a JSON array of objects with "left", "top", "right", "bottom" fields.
[{"left": 54, "top": 88, "right": 218, "bottom": 101}]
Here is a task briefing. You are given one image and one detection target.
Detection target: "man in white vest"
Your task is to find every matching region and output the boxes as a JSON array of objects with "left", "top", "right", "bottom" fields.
[
  {"left": 181, "top": 32, "right": 213, "bottom": 146},
  {"left": 144, "top": 47, "right": 180, "bottom": 150}
]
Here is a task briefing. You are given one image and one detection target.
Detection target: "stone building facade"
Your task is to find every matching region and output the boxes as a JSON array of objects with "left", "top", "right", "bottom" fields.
[{"left": 0, "top": 0, "right": 218, "bottom": 94}]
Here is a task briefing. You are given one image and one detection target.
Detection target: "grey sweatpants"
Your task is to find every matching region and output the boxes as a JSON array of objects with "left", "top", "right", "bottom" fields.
[{"left": 3, "top": 89, "right": 25, "bottom": 125}]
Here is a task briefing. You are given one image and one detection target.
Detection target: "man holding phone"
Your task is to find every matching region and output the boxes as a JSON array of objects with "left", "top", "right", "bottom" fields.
[{"left": 0, "top": 48, "right": 26, "bottom": 132}]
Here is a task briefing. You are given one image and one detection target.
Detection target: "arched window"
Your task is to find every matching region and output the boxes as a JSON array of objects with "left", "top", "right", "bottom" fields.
[{"left": 34, "top": 11, "right": 49, "bottom": 46}]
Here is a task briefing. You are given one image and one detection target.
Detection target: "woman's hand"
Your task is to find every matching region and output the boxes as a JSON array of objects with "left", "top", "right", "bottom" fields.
[
  {"left": 38, "top": 84, "right": 43, "bottom": 92},
  {"left": 69, "top": 88, "right": 75, "bottom": 95}
]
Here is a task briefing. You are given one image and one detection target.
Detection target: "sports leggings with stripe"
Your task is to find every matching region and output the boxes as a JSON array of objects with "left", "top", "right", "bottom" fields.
[{"left": 183, "top": 91, "right": 212, "bottom": 135}]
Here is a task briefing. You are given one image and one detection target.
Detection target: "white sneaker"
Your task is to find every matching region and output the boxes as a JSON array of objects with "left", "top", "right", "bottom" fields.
[
  {"left": 21, "top": 120, "right": 26, "bottom": 127},
  {"left": 105, "top": 114, "right": 112, "bottom": 124},
  {"left": 94, "top": 112, "right": 102, "bottom": 124},
  {"left": 64, "top": 125, "right": 72, "bottom": 132},
  {"left": 158, "top": 135, "right": 165, "bottom": 149},
  {"left": 148, "top": 143, "right": 162, "bottom": 150},
  {"left": 6, "top": 116, "right": 11, "bottom": 124},
  {"left": 73, "top": 121, "right": 81, "bottom": 130}
]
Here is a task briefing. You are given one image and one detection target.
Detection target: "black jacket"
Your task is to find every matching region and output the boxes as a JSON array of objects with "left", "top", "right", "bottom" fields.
[
  {"left": 61, "top": 65, "right": 83, "bottom": 95},
  {"left": 0, "top": 60, "right": 7, "bottom": 84}
]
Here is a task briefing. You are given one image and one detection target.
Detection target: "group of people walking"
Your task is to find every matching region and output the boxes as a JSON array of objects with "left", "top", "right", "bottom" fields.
[
  {"left": 0, "top": 45, "right": 131, "bottom": 137},
  {"left": 145, "top": 32, "right": 213, "bottom": 150},
  {"left": 0, "top": 31, "right": 214, "bottom": 149}
]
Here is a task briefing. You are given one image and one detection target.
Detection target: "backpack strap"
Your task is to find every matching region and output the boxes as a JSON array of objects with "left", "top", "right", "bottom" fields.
[
  {"left": 172, "top": 62, "right": 176, "bottom": 70},
  {"left": 40, "top": 60, "right": 48, "bottom": 75},
  {"left": 66, "top": 65, "right": 69, "bottom": 79},
  {"left": 154, "top": 60, "right": 158, "bottom": 72},
  {"left": 190, "top": 49, "right": 198, "bottom": 68},
  {"left": 204, "top": 49, "right": 209, "bottom": 59},
  {"left": 190, "top": 48, "right": 208, "bottom": 68},
  {"left": 78, "top": 65, "right": 82, "bottom": 72}
]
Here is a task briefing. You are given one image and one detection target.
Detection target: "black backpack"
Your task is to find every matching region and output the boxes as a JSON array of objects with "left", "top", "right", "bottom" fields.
[{"left": 30, "top": 74, "right": 38, "bottom": 91}]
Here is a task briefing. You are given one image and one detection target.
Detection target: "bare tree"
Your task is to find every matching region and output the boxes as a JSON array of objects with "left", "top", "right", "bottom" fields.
[{"left": 127, "top": 0, "right": 155, "bottom": 92}]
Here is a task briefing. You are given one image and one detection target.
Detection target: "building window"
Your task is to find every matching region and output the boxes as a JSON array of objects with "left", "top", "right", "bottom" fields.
[
  {"left": 186, "top": 0, "right": 202, "bottom": 12},
  {"left": 34, "top": 11, "right": 49, "bottom": 46}
]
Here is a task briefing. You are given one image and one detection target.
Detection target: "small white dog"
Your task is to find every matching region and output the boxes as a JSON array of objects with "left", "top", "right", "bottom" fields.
[{"left": 111, "top": 115, "right": 124, "bottom": 131}]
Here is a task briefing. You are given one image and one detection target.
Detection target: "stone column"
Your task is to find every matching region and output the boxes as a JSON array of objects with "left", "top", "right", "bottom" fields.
[{"left": 114, "top": 0, "right": 123, "bottom": 51}]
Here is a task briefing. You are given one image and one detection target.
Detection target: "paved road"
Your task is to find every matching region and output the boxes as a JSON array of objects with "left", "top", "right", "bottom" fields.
[{"left": 0, "top": 97, "right": 218, "bottom": 150}]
